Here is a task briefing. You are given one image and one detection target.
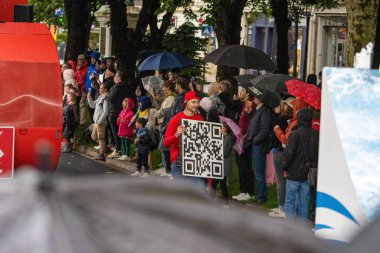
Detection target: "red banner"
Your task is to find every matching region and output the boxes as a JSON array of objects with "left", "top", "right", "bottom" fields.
[{"left": 0, "top": 127, "right": 15, "bottom": 179}]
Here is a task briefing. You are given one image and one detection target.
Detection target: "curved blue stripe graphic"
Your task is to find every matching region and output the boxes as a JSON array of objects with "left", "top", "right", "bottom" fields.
[
  {"left": 317, "top": 192, "right": 359, "bottom": 225},
  {"left": 315, "top": 224, "right": 333, "bottom": 231}
]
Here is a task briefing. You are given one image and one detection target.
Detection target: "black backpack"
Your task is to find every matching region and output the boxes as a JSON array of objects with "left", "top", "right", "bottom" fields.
[{"left": 149, "top": 127, "right": 160, "bottom": 149}]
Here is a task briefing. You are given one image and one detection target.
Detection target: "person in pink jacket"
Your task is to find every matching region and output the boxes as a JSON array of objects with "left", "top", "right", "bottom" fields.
[{"left": 117, "top": 97, "right": 136, "bottom": 161}]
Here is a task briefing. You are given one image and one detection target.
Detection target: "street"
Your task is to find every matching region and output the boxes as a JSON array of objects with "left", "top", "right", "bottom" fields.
[{"left": 55, "top": 152, "right": 124, "bottom": 177}]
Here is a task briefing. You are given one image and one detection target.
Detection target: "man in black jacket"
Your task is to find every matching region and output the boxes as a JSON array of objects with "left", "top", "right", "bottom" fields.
[
  {"left": 107, "top": 70, "right": 135, "bottom": 158},
  {"left": 245, "top": 92, "right": 272, "bottom": 204},
  {"left": 282, "top": 108, "right": 319, "bottom": 226}
]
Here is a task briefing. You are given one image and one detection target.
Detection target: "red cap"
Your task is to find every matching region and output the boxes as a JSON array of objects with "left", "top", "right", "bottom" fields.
[{"left": 183, "top": 91, "right": 201, "bottom": 106}]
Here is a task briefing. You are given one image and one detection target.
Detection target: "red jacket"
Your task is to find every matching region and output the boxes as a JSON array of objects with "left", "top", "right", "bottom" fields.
[
  {"left": 164, "top": 112, "right": 203, "bottom": 164},
  {"left": 68, "top": 60, "right": 88, "bottom": 96}
]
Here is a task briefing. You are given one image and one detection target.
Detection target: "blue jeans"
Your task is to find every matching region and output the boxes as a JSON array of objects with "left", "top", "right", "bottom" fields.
[
  {"left": 252, "top": 145, "right": 267, "bottom": 202},
  {"left": 171, "top": 159, "right": 205, "bottom": 190},
  {"left": 285, "top": 179, "right": 310, "bottom": 226}
]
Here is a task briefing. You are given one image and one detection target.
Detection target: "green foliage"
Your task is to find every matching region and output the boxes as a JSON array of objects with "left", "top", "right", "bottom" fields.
[
  {"left": 162, "top": 24, "right": 208, "bottom": 82},
  {"left": 28, "top": 0, "right": 66, "bottom": 28}
]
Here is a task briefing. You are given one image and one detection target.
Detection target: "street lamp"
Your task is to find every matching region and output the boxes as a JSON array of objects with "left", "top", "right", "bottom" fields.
[{"left": 289, "top": 0, "right": 316, "bottom": 78}]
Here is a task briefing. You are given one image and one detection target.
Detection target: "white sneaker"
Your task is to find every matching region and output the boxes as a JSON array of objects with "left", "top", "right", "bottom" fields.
[
  {"left": 154, "top": 168, "right": 165, "bottom": 175},
  {"left": 167, "top": 174, "right": 174, "bottom": 180},
  {"left": 94, "top": 145, "right": 100, "bottom": 150},
  {"left": 118, "top": 155, "right": 126, "bottom": 160},
  {"left": 131, "top": 171, "right": 141, "bottom": 176},
  {"left": 232, "top": 193, "right": 245, "bottom": 200},
  {"left": 237, "top": 193, "right": 252, "bottom": 201},
  {"left": 140, "top": 173, "right": 150, "bottom": 178},
  {"left": 270, "top": 207, "right": 279, "bottom": 212},
  {"left": 268, "top": 209, "right": 286, "bottom": 218}
]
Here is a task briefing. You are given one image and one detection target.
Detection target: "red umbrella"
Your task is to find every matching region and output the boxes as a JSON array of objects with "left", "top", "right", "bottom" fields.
[{"left": 285, "top": 79, "right": 321, "bottom": 109}]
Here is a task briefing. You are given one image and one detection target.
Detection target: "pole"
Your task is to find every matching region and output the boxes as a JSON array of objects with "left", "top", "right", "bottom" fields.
[
  {"left": 293, "top": 12, "right": 299, "bottom": 77},
  {"left": 303, "top": 14, "right": 310, "bottom": 81}
]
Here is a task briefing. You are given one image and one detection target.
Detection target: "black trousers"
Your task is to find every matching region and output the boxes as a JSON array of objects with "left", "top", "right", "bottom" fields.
[
  {"left": 137, "top": 152, "right": 149, "bottom": 173},
  {"left": 236, "top": 148, "right": 254, "bottom": 195},
  {"left": 108, "top": 112, "right": 120, "bottom": 151},
  {"left": 211, "top": 177, "right": 228, "bottom": 204}
]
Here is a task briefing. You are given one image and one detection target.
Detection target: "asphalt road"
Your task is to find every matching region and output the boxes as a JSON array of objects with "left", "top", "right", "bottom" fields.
[{"left": 55, "top": 152, "right": 124, "bottom": 177}]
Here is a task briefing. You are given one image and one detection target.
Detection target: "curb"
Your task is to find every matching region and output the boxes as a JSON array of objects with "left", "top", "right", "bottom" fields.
[{"left": 75, "top": 145, "right": 136, "bottom": 174}]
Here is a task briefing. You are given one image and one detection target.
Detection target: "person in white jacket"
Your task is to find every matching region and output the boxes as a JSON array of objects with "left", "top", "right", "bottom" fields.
[{"left": 87, "top": 83, "right": 109, "bottom": 161}]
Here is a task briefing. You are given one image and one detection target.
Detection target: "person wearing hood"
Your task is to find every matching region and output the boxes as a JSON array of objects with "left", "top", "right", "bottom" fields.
[
  {"left": 107, "top": 70, "right": 135, "bottom": 159},
  {"left": 117, "top": 98, "right": 136, "bottom": 161},
  {"left": 85, "top": 52, "right": 100, "bottom": 122},
  {"left": 273, "top": 98, "right": 308, "bottom": 146},
  {"left": 87, "top": 83, "right": 110, "bottom": 161},
  {"left": 282, "top": 108, "right": 319, "bottom": 226}
]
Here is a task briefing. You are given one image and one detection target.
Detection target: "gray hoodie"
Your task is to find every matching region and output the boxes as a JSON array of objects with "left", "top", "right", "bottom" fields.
[{"left": 88, "top": 94, "right": 109, "bottom": 124}]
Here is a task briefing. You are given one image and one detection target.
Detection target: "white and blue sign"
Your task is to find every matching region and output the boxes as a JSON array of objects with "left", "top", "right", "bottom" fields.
[
  {"left": 55, "top": 8, "right": 64, "bottom": 17},
  {"left": 201, "top": 26, "right": 213, "bottom": 37},
  {"left": 316, "top": 67, "right": 380, "bottom": 243}
]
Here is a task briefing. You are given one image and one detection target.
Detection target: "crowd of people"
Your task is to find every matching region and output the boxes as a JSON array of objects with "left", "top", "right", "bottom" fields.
[{"left": 60, "top": 52, "right": 321, "bottom": 227}]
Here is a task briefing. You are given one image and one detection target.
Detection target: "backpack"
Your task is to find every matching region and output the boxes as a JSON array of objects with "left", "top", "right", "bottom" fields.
[{"left": 149, "top": 126, "right": 160, "bottom": 149}]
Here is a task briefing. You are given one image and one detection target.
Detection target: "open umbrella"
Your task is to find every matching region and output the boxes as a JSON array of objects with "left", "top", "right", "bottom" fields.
[
  {"left": 203, "top": 45, "right": 278, "bottom": 71},
  {"left": 233, "top": 74, "right": 257, "bottom": 87},
  {"left": 251, "top": 74, "right": 292, "bottom": 97},
  {"left": 0, "top": 169, "right": 344, "bottom": 253},
  {"left": 286, "top": 79, "right": 321, "bottom": 110},
  {"left": 219, "top": 116, "right": 244, "bottom": 155},
  {"left": 141, "top": 76, "right": 164, "bottom": 98},
  {"left": 245, "top": 85, "right": 281, "bottom": 108},
  {"left": 138, "top": 52, "right": 194, "bottom": 71}
]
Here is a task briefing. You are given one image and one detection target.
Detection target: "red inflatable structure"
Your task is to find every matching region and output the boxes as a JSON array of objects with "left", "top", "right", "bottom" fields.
[{"left": 0, "top": 22, "right": 62, "bottom": 171}]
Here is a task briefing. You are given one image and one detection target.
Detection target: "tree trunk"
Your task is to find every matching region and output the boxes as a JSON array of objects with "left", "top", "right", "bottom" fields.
[
  {"left": 64, "top": 0, "right": 91, "bottom": 61},
  {"left": 271, "top": 0, "right": 291, "bottom": 75},
  {"left": 372, "top": 0, "right": 380, "bottom": 69},
  {"left": 213, "top": 1, "right": 247, "bottom": 91},
  {"left": 109, "top": 0, "right": 129, "bottom": 72},
  {"left": 345, "top": 0, "right": 379, "bottom": 67}
]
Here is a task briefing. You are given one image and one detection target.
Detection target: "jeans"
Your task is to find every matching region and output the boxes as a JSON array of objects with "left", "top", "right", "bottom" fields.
[
  {"left": 252, "top": 145, "right": 267, "bottom": 202},
  {"left": 171, "top": 159, "right": 205, "bottom": 190},
  {"left": 137, "top": 152, "right": 149, "bottom": 173},
  {"left": 121, "top": 137, "right": 130, "bottom": 156},
  {"left": 285, "top": 179, "right": 310, "bottom": 226},
  {"left": 237, "top": 148, "right": 254, "bottom": 195},
  {"left": 273, "top": 150, "right": 286, "bottom": 209}
]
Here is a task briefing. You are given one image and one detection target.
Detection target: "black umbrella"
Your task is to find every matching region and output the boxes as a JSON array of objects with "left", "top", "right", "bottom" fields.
[
  {"left": 203, "top": 45, "right": 278, "bottom": 71},
  {"left": 138, "top": 52, "right": 194, "bottom": 71},
  {"left": 245, "top": 85, "right": 281, "bottom": 108},
  {"left": 0, "top": 169, "right": 344, "bottom": 253},
  {"left": 233, "top": 74, "right": 257, "bottom": 87},
  {"left": 251, "top": 74, "right": 293, "bottom": 95}
]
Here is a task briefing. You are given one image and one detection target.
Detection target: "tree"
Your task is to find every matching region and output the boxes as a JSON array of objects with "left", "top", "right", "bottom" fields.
[
  {"left": 345, "top": 0, "right": 379, "bottom": 67},
  {"left": 108, "top": 0, "right": 186, "bottom": 85},
  {"left": 162, "top": 24, "right": 208, "bottom": 81},
  {"left": 373, "top": 1, "right": 380, "bottom": 69},
  {"left": 28, "top": 0, "right": 66, "bottom": 28},
  {"left": 270, "top": 0, "right": 291, "bottom": 74}
]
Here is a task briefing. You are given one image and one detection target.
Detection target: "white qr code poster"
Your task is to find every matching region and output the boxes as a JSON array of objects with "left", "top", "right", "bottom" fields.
[{"left": 181, "top": 119, "right": 223, "bottom": 179}]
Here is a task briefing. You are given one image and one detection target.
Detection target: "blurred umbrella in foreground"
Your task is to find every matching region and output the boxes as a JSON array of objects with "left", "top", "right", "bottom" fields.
[{"left": 0, "top": 170, "right": 345, "bottom": 253}]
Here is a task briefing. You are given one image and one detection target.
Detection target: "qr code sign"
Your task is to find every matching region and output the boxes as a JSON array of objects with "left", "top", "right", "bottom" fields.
[{"left": 181, "top": 119, "right": 223, "bottom": 179}]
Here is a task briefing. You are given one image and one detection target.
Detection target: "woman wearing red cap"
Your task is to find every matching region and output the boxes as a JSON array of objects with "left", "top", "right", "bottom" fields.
[{"left": 164, "top": 91, "right": 203, "bottom": 179}]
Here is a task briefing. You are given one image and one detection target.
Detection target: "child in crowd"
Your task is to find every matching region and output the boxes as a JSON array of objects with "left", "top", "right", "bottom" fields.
[
  {"left": 117, "top": 98, "right": 136, "bottom": 161},
  {"left": 131, "top": 118, "right": 152, "bottom": 177},
  {"left": 210, "top": 123, "right": 236, "bottom": 207}
]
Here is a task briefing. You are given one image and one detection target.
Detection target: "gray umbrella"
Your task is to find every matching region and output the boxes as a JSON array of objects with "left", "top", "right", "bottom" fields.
[
  {"left": 233, "top": 74, "right": 257, "bottom": 87},
  {"left": 0, "top": 169, "right": 344, "bottom": 253},
  {"left": 203, "top": 45, "right": 278, "bottom": 71}
]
